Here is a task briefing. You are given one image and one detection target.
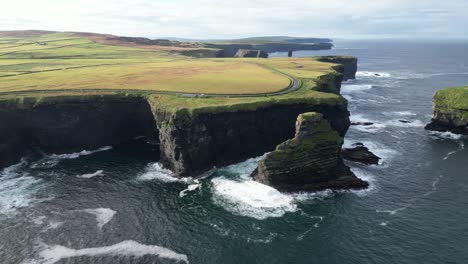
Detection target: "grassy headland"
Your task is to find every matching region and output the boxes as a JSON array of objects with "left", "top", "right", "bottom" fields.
[{"left": 0, "top": 31, "right": 346, "bottom": 114}]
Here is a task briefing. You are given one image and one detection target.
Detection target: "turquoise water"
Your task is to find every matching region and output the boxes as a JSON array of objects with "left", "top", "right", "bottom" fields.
[{"left": 1, "top": 41, "right": 468, "bottom": 263}]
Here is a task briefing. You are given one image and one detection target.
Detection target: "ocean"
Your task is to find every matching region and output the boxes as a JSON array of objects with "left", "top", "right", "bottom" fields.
[{"left": 1, "top": 40, "right": 468, "bottom": 264}]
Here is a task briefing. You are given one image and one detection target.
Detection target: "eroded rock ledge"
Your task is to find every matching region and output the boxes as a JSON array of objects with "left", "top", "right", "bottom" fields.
[{"left": 251, "top": 112, "right": 368, "bottom": 192}]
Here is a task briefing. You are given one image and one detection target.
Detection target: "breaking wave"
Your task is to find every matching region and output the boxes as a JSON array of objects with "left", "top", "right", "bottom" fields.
[
  {"left": 81, "top": 208, "right": 116, "bottom": 229},
  {"left": 31, "top": 146, "right": 112, "bottom": 168},
  {"left": 356, "top": 71, "right": 391, "bottom": 78},
  {"left": 211, "top": 156, "right": 297, "bottom": 220},
  {"left": 77, "top": 170, "right": 104, "bottom": 179},
  {"left": 27, "top": 240, "right": 188, "bottom": 264},
  {"left": 429, "top": 131, "right": 463, "bottom": 140},
  {"left": 137, "top": 163, "right": 192, "bottom": 183},
  {"left": 341, "top": 84, "right": 374, "bottom": 94},
  {"left": 0, "top": 160, "right": 46, "bottom": 216}
]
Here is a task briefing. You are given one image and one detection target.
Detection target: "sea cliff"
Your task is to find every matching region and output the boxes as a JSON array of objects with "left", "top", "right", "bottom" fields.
[{"left": 0, "top": 56, "right": 361, "bottom": 191}]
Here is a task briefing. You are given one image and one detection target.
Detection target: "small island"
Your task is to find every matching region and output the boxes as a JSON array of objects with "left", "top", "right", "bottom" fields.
[
  {"left": 0, "top": 30, "right": 362, "bottom": 192},
  {"left": 425, "top": 86, "right": 468, "bottom": 135}
]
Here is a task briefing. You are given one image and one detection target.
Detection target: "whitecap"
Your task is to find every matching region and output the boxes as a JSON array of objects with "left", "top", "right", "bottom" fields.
[
  {"left": 77, "top": 170, "right": 104, "bottom": 179},
  {"left": 341, "top": 84, "right": 374, "bottom": 94},
  {"left": 211, "top": 177, "right": 297, "bottom": 220},
  {"left": 30, "top": 240, "right": 188, "bottom": 264},
  {"left": 137, "top": 163, "right": 193, "bottom": 183},
  {"left": 379, "top": 221, "right": 389, "bottom": 226},
  {"left": 356, "top": 71, "right": 391, "bottom": 78},
  {"left": 0, "top": 160, "right": 45, "bottom": 216},
  {"left": 179, "top": 180, "right": 201, "bottom": 197},
  {"left": 385, "top": 119, "right": 425, "bottom": 128},
  {"left": 383, "top": 111, "right": 417, "bottom": 117},
  {"left": 31, "top": 146, "right": 112, "bottom": 168},
  {"left": 429, "top": 131, "right": 463, "bottom": 140},
  {"left": 350, "top": 114, "right": 386, "bottom": 133},
  {"left": 82, "top": 208, "right": 116, "bottom": 229}
]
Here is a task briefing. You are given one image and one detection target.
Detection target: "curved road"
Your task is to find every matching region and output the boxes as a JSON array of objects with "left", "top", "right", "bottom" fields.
[{"left": 0, "top": 66, "right": 300, "bottom": 98}]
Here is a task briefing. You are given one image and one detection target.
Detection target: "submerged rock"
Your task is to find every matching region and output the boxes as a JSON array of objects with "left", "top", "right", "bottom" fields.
[
  {"left": 234, "top": 49, "right": 268, "bottom": 58},
  {"left": 425, "top": 86, "right": 468, "bottom": 135},
  {"left": 342, "top": 143, "right": 380, "bottom": 165},
  {"left": 398, "top": 119, "right": 411, "bottom": 124},
  {"left": 351, "top": 122, "right": 374, "bottom": 126},
  {"left": 251, "top": 112, "right": 368, "bottom": 192}
]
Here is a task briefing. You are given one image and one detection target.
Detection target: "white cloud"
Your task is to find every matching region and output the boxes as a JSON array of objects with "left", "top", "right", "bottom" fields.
[{"left": 0, "top": 0, "right": 466, "bottom": 39}]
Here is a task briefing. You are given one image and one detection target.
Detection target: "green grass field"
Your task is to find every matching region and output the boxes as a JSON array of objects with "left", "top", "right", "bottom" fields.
[
  {"left": 434, "top": 86, "right": 468, "bottom": 111},
  {"left": 0, "top": 32, "right": 339, "bottom": 95}
]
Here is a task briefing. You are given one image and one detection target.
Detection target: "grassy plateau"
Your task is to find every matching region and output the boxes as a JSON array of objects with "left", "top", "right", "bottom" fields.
[{"left": 0, "top": 31, "right": 345, "bottom": 113}]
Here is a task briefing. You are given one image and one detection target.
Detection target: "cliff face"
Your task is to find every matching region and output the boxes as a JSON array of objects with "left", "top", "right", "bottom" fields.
[
  {"left": 0, "top": 96, "right": 158, "bottom": 168},
  {"left": 317, "top": 56, "right": 358, "bottom": 81},
  {"left": 0, "top": 56, "right": 359, "bottom": 187},
  {"left": 154, "top": 103, "right": 350, "bottom": 176},
  {"left": 251, "top": 112, "right": 368, "bottom": 192},
  {"left": 425, "top": 87, "right": 468, "bottom": 135}
]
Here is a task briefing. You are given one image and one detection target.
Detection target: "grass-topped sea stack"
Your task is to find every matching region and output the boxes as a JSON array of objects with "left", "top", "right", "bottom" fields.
[
  {"left": 252, "top": 112, "right": 368, "bottom": 192},
  {"left": 425, "top": 86, "right": 468, "bottom": 135}
]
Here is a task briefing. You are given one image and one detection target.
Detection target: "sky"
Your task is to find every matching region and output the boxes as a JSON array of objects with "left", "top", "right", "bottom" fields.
[{"left": 1, "top": 0, "right": 467, "bottom": 39}]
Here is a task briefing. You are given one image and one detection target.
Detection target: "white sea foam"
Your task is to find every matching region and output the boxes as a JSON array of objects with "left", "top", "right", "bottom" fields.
[
  {"left": 341, "top": 84, "right": 374, "bottom": 94},
  {"left": 0, "top": 160, "right": 45, "bottom": 216},
  {"left": 211, "top": 177, "right": 297, "bottom": 220},
  {"left": 356, "top": 71, "right": 391, "bottom": 78},
  {"left": 29, "top": 240, "right": 188, "bottom": 264},
  {"left": 82, "top": 208, "right": 116, "bottom": 229},
  {"left": 179, "top": 180, "right": 201, "bottom": 197},
  {"left": 211, "top": 155, "right": 297, "bottom": 220},
  {"left": 77, "top": 170, "right": 104, "bottom": 179},
  {"left": 211, "top": 154, "right": 376, "bottom": 219},
  {"left": 379, "top": 221, "right": 389, "bottom": 226},
  {"left": 386, "top": 119, "right": 425, "bottom": 128},
  {"left": 383, "top": 111, "right": 417, "bottom": 117},
  {"left": 31, "top": 146, "right": 112, "bottom": 168},
  {"left": 350, "top": 114, "right": 386, "bottom": 133},
  {"left": 137, "top": 163, "right": 192, "bottom": 183},
  {"left": 429, "top": 131, "right": 463, "bottom": 140}
]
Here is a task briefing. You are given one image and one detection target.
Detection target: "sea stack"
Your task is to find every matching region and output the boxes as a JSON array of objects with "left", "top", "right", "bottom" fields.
[
  {"left": 251, "top": 112, "right": 368, "bottom": 192},
  {"left": 425, "top": 86, "right": 468, "bottom": 135}
]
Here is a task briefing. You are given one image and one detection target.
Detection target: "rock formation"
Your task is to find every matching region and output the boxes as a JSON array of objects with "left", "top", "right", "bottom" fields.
[
  {"left": 316, "top": 56, "right": 358, "bottom": 81},
  {"left": 251, "top": 112, "right": 368, "bottom": 192},
  {"left": 425, "top": 86, "right": 468, "bottom": 135},
  {"left": 342, "top": 143, "right": 380, "bottom": 165},
  {"left": 234, "top": 49, "right": 268, "bottom": 58}
]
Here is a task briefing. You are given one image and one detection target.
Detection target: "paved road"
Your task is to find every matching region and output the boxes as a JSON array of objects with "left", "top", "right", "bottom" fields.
[{"left": 0, "top": 66, "right": 300, "bottom": 98}]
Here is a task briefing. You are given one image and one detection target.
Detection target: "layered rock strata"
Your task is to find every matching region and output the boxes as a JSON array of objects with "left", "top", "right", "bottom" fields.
[{"left": 251, "top": 112, "right": 368, "bottom": 192}]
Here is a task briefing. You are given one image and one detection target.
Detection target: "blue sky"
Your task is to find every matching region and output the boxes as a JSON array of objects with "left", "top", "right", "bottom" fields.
[{"left": 1, "top": 0, "right": 467, "bottom": 39}]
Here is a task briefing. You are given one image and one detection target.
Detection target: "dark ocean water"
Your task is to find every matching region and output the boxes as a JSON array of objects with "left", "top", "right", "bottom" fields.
[{"left": 1, "top": 40, "right": 468, "bottom": 264}]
